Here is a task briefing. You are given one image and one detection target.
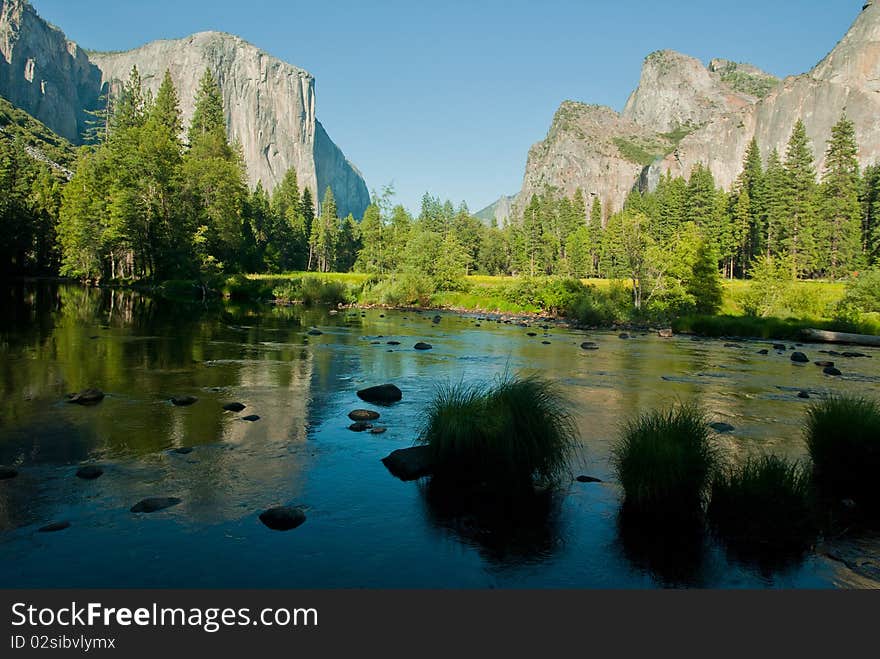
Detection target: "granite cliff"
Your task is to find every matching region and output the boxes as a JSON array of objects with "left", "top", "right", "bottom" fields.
[
  {"left": 512, "top": 0, "right": 880, "bottom": 223},
  {"left": 0, "top": 0, "right": 369, "bottom": 218}
]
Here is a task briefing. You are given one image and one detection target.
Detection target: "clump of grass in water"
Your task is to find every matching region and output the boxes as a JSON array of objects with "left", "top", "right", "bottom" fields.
[
  {"left": 709, "top": 455, "right": 817, "bottom": 553},
  {"left": 612, "top": 403, "right": 718, "bottom": 519},
  {"left": 418, "top": 374, "right": 578, "bottom": 489},
  {"left": 806, "top": 395, "right": 880, "bottom": 509}
]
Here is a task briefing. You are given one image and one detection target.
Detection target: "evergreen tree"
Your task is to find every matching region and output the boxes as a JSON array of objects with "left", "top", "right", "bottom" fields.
[
  {"left": 819, "top": 113, "right": 862, "bottom": 277},
  {"left": 764, "top": 148, "right": 787, "bottom": 260},
  {"left": 310, "top": 187, "right": 339, "bottom": 272},
  {"left": 782, "top": 119, "right": 818, "bottom": 277}
]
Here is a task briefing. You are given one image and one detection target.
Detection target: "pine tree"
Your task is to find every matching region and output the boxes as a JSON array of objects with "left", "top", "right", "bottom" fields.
[
  {"left": 764, "top": 148, "right": 787, "bottom": 260},
  {"left": 819, "top": 113, "right": 863, "bottom": 277},
  {"left": 782, "top": 119, "right": 818, "bottom": 277},
  {"left": 736, "top": 138, "right": 765, "bottom": 266},
  {"left": 310, "top": 187, "right": 339, "bottom": 272}
]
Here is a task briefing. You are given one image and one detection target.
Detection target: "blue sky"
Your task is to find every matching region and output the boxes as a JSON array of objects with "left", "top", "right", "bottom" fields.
[{"left": 32, "top": 0, "right": 862, "bottom": 213}]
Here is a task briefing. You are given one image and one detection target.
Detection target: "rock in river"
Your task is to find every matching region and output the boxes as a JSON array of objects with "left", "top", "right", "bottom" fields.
[
  {"left": 130, "top": 497, "right": 182, "bottom": 513},
  {"left": 67, "top": 389, "right": 105, "bottom": 406},
  {"left": 349, "top": 409, "right": 380, "bottom": 422},
  {"left": 581, "top": 342, "right": 599, "bottom": 351},
  {"left": 307, "top": 329, "right": 323, "bottom": 336},
  {"left": 576, "top": 475, "right": 603, "bottom": 483},
  {"left": 791, "top": 352, "right": 810, "bottom": 363},
  {"left": 0, "top": 466, "right": 18, "bottom": 480},
  {"left": 242, "top": 415, "right": 261, "bottom": 422},
  {"left": 381, "top": 446, "right": 434, "bottom": 481},
  {"left": 357, "top": 384, "right": 403, "bottom": 405},
  {"left": 38, "top": 521, "right": 71, "bottom": 533},
  {"left": 824, "top": 367, "right": 843, "bottom": 376},
  {"left": 349, "top": 421, "right": 374, "bottom": 432},
  {"left": 370, "top": 427, "right": 387, "bottom": 435},
  {"left": 710, "top": 422, "right": 736, "bottom": 433},
  {"left": 171, "top": 396, "right": 198, "bottom": 407},
  {"left": 76, "top": 465, "right": 104, "bottom": 480},
  {"left": 223, "top": 402, "right": 247, "bottom": 412},
  {"left": 259, "top": 506, "right": 306, "bottom": 531},
  {"left": 414, "top": 342, "right": 433, "bottom": 351}
]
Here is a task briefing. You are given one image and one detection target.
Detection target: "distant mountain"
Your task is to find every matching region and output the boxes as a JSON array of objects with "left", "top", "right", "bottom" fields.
[
  {"left": 475, "top": 195, "right": 516, "bottom": 227},
  {"left": 0, "top": 0, "right": 369, "bottom": 217},
  {"left": 0, "top": 94, "right": 75, "bottom": 176},
  {"left": 510, "top": 1, "right": 880, "bottom": 221}
]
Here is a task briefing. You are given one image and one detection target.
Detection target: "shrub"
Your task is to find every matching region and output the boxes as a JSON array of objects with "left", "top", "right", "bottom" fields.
[
  {"left": 836, "top": 269, "right": 880, "bottom": 322},
  {"left": 418, "top": 374, "right": 578, "bottom": 489},
  {"left": 361, "top": 272, "right": 436, "bottom": 307},
  {"left": 805, "top": 396, "right": 880, "bottom": 508},
  {"left": 612, "top": 403, "right": 718, "bottom": 519},
  {"left": 272, "top": 277, "right": 351, "bottom": 306},
  {"left": 709, "top": 455, "right": 816, "bottom": 552},
  {"left": 221, "top": 274, "right": 271, "bottom": 301}
]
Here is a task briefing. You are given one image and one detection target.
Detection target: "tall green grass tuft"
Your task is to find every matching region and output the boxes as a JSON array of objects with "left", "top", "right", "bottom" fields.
[
  {"left": 272, "top": 276, "right": 351, "bottom": 306},
  {"left": 418, "top": 374, "right": 578, "bottom": 488},
  {"left": 709, "top": 456, "right": 816, "bottom": 553},
  {"left": 806, "top": 396, "right": 880, "bottom": 508},
  {"left": 612, "top": 403, "right": 718, "bottom": 519}
]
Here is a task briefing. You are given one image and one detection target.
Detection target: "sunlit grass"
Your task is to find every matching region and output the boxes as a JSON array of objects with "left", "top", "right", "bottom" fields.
[
  {"left": 612, "top": 403, "right": 718, "bottom": 519},
  {"left": 418, "top": 374, "right": 579, "bottom": 488}
]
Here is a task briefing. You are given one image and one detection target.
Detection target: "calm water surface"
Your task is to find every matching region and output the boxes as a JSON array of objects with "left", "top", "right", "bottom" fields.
[{"left": 1, "top": 283, "right": 878, "bottom": 588}]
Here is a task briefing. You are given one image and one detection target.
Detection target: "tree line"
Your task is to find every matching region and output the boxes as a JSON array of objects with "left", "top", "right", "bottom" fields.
[{"left": 2, "top": 67, "right": 879, "bottom": 296}]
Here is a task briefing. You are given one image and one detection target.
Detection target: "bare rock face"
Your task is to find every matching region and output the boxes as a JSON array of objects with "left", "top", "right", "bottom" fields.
[
  {"left": 0, "top": 0, "right": 103, "bottom": 142},
  {"left": 0, "top": 1, "right": 369, "bottom": 218},
  {"left": 517, "top": 2, "right": 878, "bottom": 220}
]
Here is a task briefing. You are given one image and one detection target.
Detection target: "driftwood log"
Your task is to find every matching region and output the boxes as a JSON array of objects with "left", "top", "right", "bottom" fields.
[{"left": 801, "top": 329, "right": 880, "bottom": 347}]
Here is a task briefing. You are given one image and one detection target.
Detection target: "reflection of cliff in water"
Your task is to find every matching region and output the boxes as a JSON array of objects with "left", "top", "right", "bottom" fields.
[{"left": 0, "top": 282, "right": 319, "bottom": 528}]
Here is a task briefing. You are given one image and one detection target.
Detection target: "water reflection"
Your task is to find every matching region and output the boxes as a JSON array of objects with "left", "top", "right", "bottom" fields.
[{"left": 419, "top": 478, "right": 566, "bottom": 568}]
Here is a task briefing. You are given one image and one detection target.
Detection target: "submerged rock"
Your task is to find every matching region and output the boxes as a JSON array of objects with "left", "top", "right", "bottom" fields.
[
  {"left": 576, "top": 475, "right": 603, "bottom": 483},
  {"left": 414, "top": 342, "right": 433, "bottom": 351},
  {"left": 842, "top": 352, "right": 869, "bottom": 358},
  {"left": 75, "top": 465, "right": 104, "bottom": 480},
  {"left": 527, "top": 332, "right": 538, "bottom": 337},
  {"left": 542, "top": 341, "right": 551, "bottom": 345},
  {"left": 349, "top": 409, "right": 380, "bottom": 422},
  {"left": 130, "top": 497, "right": 182, "bottom": 513},
  {"left": 815, "top": 361, "right": 835, "bottom": 368},
  {"left": 242, "top": 415, "right": 261, "bottom": 422},
  {"left": 259, "top": 506, "right": 306, "bottom": 531},
  {"left": 307, "top": 329, "right": 323, "bottom": 336},
  {"left": 580, "top": 342, "right": 599, "bottom": 351},
  {"left": 67, "top": 389, "right": 105, "bottom": 406},
  {"left": 0, "top": 466, "right": 18, "bottom": 480},
  {"left": 370, "top": 427, "right": 388, "bottom": 435},
  {"left": 171, "top": 396, "right": 198, "bottom": 407},
  {"left": 357, "top": 384, "right": 403, "bottom": 405},
  {"left": 791, "top": 352, "right": 810, "bottom": 363},
  {"left": 619, "top": 333, "right": 631, "bottom": 339},
  {"left": 349, "top": 421, "right": 374, "bottom": 432},
  {"left": 824, "top": 367, "right": 843, "bottom": 376},
  {"left": 381, "top": 446, "right": 434, "bottom": 481},
  {"left": 798, "top": 391, "right": 811, "bottom": 399},
  {"left": 223, "top": 402, "right": 246, "bottom": 412},
  {"left": 38, "top": 521, "right": 71, "bottom": 533},
  {"left": 757, "top": 349, "right": 769, "bottom": 355},
  {"left": 773, "top": 344, "right": 787, "bottom": 351},
  {"left": 710, "top": 422, "right": 735, "bottom": 433},
  {"left": 171, "top": 447, "right": 194, "bottom": 455},
  {"left": 387, "top": 341, "right": 401, "bottom": 346}
]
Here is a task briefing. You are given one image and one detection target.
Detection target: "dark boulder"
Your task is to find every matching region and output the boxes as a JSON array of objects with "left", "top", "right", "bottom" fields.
[
  {"left": 0, "top": 466, "right": 18, "bottom": 480},
  {"left": 791, "top": 352, "right": 810, "bottom": 363},
  {"left": 67, "top": 389, "right": 105, "bottom": 406},
  {"left": 130, "top": 497, "right": 181, "bottom": 513},
  {"left": 798, "top": 391, "right": 811, "bottom": 399},
  {"left": 259, "top": 506, "right": 306, "bottom": 531},
  {"left": 381, "top": 446, "right": 434, "bottom": 481},
  {"left": 823, "top": 367, "right": 843, "bottom": 376},
  {"left": 542, "top": 341, "right": 551, "bottom": 345},
  {"left": 171, "top": 447, "right": 194, "bottom": 455},
  {"left": 757, "top": 349, "right": 769, "bottom": 355},
  {"left": 358, "top": 384, "right": 403, "bottom": 405},
  {"left": 576, "top": 475, "right": 603, "bottom": 484},
  {"left": 619, "top": 333, "right": 631, "bottom": 339},
  {"left": 75, "top": 465, "right": 104, "bottom": 480},
  {"left": 349, "top": 421, "right": 374, "bottom": 432},
  {"left": 223, "top": 402, "right": 246, "bottom": 412},
  {"left": 387, "top": 341, "right": 401, "bottom": 346},
  {"left": 38, "top": 521, "right": 71, "bottom": 533},
  {"left": 414, "top": 342, "right": 433, "bottom": 351},
  {"left": 349, "top": 409, "right": 380, "bottom": 422},
  {"left": 842, "top": 352, "right": 868, "bottom": 358},
  {"left": 710, "top": 422, "right": 735, "bottom": 433},
  {"left": 580, "top": 342, "right": 599, "bottom": 351},
  {"left": 773, "top": 344, "right": 787, "bottom": 351},
  {"left": 242, "top": 415, "right": 261, "bottom": 422},
  {"left": 171, "top": 396, "right": 198, "bottom": 407},
  {"left": 527, "top": 332, "right": 537, "bottom": 337},
  {"left": 307, "top": 329, "right": 323, "bottom": 336}
]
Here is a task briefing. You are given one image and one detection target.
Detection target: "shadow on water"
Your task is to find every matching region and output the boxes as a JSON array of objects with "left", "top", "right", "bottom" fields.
[
  {"left": 418, "top": 477, "right": 566, "bottom": 568},
  {"left": 615, "top": 507, "right": 710, "bottom": 588}
]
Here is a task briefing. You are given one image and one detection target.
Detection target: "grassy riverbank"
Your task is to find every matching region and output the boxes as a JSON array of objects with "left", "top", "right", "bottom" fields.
[{"left": 148, "top": 271, "right": 880, "bottom": 341}]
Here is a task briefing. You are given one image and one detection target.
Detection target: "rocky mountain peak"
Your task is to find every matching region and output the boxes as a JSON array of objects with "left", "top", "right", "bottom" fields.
[{"left": 811, "top": 0, "right": 880, "bottom": 91}]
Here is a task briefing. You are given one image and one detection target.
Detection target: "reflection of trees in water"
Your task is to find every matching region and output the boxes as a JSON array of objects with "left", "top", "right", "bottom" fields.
[
  {"left": 615, "top": 508, "right": 710, "bottom": 588},
  {"left": 418, "top": 477, "right": 566, "bottom": 568}
]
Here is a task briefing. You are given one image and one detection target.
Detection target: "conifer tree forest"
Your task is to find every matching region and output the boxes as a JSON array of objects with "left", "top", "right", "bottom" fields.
[{"left": 3, "top": 67, "right": 880, "bottom": 320}]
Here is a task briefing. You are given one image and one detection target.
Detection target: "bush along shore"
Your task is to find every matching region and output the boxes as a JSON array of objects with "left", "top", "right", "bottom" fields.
[
  {"left": 383, "top": 377, "right": 880, "bottom": 570},
  {"left": 103, "top": 269, "right": 880, "bottom": 342}
]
